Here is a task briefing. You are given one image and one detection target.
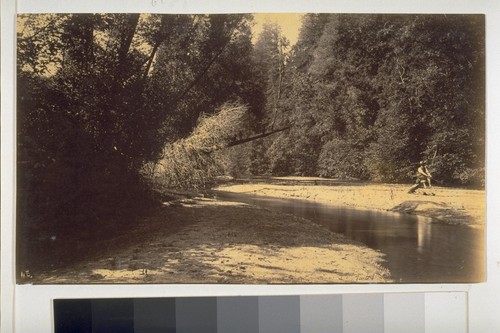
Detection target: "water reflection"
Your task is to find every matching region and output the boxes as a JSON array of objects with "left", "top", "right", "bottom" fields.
[
  {"left": 215, "top": 191, "right": 485, "bottom": 283},
  {"left": 417, "top": 216, "right": 432, "bottom": 254}
]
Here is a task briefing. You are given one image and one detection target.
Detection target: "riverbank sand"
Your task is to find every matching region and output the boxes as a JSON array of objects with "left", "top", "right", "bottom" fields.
[
  {"left": 28, "top": 196, "right": 391, "bottom": 284},
  {"left": 217, "top": 179, "right": 485, "bottom": 227},
  {"left": 28, "top": 179, "right": 482, "bottom": 284}
]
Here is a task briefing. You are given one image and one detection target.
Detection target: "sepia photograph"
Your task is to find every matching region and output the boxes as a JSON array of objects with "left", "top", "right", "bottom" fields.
[{"left": 16, "top": 13, "right": 485, "bottom": 284}]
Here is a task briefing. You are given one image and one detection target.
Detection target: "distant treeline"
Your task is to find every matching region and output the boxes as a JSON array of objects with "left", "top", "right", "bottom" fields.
[
  {"left": 17, "top": 13, "right": 484, "bottom": 234},
  {"left": 225, "top": 14, "right": 485, "bottom": 187}
]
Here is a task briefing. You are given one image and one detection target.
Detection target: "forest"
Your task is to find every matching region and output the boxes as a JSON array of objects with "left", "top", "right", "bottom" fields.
[{"left": 17, "top": 13, "right": 484, "bottom": 246}]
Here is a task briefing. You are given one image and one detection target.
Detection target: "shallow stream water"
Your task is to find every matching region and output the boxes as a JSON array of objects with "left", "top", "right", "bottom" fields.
[{"left": 215, "top": 191, "right": 485, "bottom": 283}]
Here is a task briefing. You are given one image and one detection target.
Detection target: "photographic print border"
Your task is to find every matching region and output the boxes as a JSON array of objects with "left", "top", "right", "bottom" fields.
[{"left": 2, "top": 0, "right": 500, "bottom": 332}]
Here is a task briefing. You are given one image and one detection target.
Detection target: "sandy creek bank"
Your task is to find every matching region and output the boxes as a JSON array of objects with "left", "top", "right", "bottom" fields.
[
  {"left": 29, "top": 194, "right": 391, "bottom": 284},
  {"left": 28, "top": 178, "right": 483, "bottom": 284},
  {"left": 216, "top": 177, "right": 485, "bottom": 227}
]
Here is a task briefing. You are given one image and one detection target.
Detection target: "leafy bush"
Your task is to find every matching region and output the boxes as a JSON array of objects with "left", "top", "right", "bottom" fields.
[
  {"left": 146, "top": 104, "right": 249, "bottom": 189},
  {"left": 318, "top": 139, "right": 368, "bottom": 179}
]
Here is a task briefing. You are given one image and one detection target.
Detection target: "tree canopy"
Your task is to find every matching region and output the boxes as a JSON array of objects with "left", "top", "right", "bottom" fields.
[
  {"left": 17, "top": 13, "right": 259, "bottom": 229},
  {"left": 238, "top": 14, "right": 484, "bottom": 186},
  {"left": 17, "top": 13, "right": 485, "bottom": 233}
]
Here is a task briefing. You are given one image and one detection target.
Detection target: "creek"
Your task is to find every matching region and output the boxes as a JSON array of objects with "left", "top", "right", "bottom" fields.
[{"left": 215, "top": 191, "right": 485, "bottom": 283}]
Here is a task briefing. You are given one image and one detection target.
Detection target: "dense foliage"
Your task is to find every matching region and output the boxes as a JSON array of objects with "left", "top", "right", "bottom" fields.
[
  {"left": 16, "top": 13, "right": 485, "bottom": 273},
  {"left": 17, "top": 14, "right": 259, "bottom": 233},
  {"left": 17, "top": 13, "right": 485, "bottom": 235},
  {"left": 238, "top": 14, "right": 484, "bottom": 186}
]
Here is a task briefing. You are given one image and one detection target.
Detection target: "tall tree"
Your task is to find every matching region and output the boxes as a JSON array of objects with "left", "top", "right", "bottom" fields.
[
  {"left": 16, "top": 13, "right": 261, "bottom": 273},
  {"left": 246, "top": 22, "right": 294, "bottom": 175},
  {"left": 366, "top": 15, "right": 485, "bottom": 184},
  {"left": 18, "top": 13, "right": 259, "bottom": 219},
  {"left": 249, "top": 14, "right": 485, "bottom": 185}
]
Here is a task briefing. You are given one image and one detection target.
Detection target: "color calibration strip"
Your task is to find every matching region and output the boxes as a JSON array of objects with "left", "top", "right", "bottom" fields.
[{"left": 54, "top": 292, "right": 467, "bottom": 333}]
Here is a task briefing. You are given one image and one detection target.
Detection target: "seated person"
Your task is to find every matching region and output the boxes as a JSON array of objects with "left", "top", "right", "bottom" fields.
[{"left": 408, "top": 161, "right": 432, "bottom": 194}]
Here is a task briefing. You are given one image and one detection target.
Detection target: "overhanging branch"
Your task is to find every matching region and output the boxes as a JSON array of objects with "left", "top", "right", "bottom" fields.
[
  {"left": 197, "top": 126, "right": 292, "bottom": 153},
  {"left": 224, "top": 126, "right": 291, "bottom": 148}
]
